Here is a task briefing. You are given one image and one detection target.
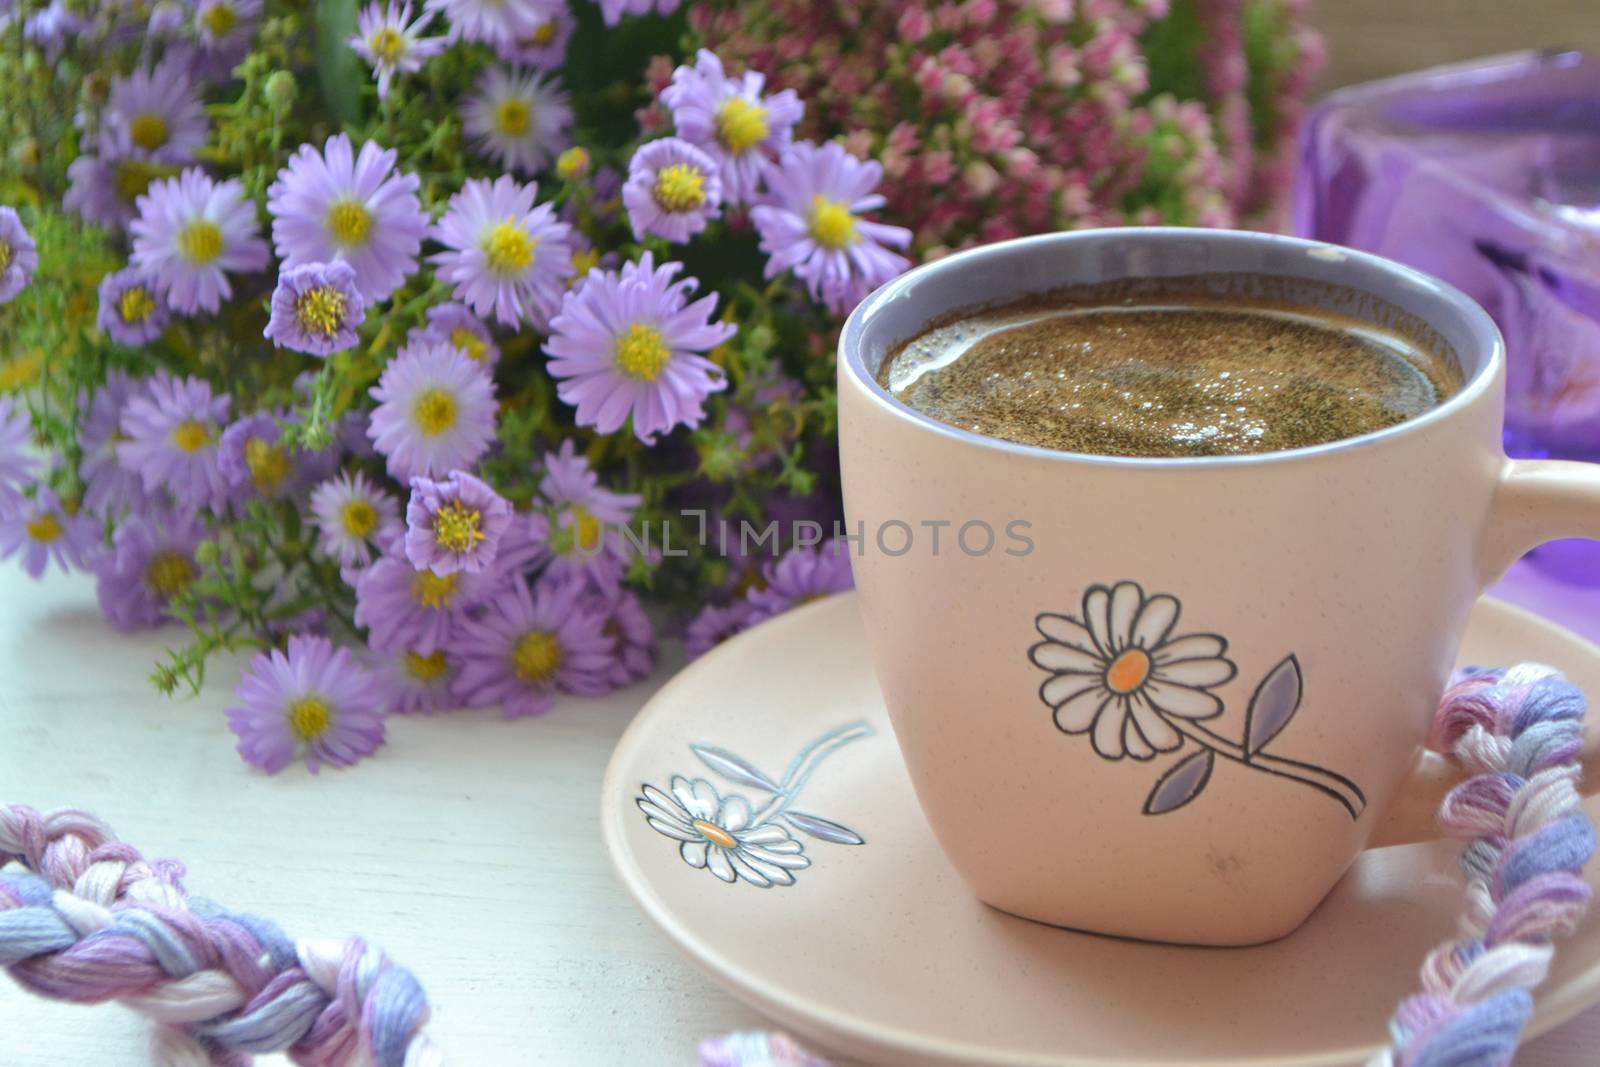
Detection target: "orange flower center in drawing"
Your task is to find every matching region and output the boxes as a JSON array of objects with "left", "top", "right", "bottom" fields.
[
  {"left": 1105, "top": 648, "right": 1152, "bottom": 694},
  {"left": 692, "top": 820, "right": 738, "bottom": 849}
]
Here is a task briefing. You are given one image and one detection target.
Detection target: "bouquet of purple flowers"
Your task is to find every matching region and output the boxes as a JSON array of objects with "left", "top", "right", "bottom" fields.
[{"left": 0, "top": 0, "right": 1320, "bottom": 773}]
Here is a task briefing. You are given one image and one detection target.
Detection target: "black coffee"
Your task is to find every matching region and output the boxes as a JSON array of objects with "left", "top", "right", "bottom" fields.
[{"left": 878, "top": 285, "right": 1460, "bottom": 458}]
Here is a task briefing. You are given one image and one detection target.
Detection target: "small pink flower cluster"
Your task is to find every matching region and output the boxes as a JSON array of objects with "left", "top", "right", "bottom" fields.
[{"left": 688, "top": 0, "right": 1322, "bottom": 254}]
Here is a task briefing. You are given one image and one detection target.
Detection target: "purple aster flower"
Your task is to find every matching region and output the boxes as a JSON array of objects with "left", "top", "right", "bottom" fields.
[
  {"left": 0, "top": 207, "right": 39, "bottom": 305},
  {"left": 217, "top": 412, "right": 301, "bottom": 501},
  {"left": 353, "top": 547, "right": 488, "bottom": 654},
  {"left": 493, "top": 6, "right": 573, "bottom": 70},
  {"left": 746, "top": 538, "right": 856, "bottom": 622},
  {"left": 447, "top": 573, "right": 615, "bottom": 719},
  {"left": 96, "top": 267, "right": 170, "bottom": 346},
  {"left": 23, "top": 1, "right": 81, "bottom": 62},
  {"left": 130, "top": 169, "right": 269, "bottom": 314},
  {"left": 0, "top": 396, "right": 37, "bottom": 517},
  {"left": 537, "top": 439, "right": 639, "bottom": 591},
  {"left": 227, "top": 634, "right": 386, "bottom": 775},
  {"left": 545, "top": 252, "right": 735, "bottom": 443},
  {"left": 751, "top": 141, "right": 912, "bottom": 316},
  {"left": 263, "top": 261, "right": 366, "bottom": 356},
  {"left": 267, "top": 134, "right": 428, "bottom": 303},
  {"left": 367, "top": 340, "right": 498, "bottom": 482},
  {"left": 462, "top": 66, "right": 572, "bottom": 177},
  {"left": 77, "top": 371, "right": 146, "bottom": 517},
  {"left": 423, "top": 0, "right": 551, "bottom": 48},
  {"left": 685, "top": 601, "right": 757, "bottom": 659},
  {"left": 65, "top": 154, "right": 179, "bottom": 232},
  {"left": 116, "top": 371, "right": 233, "bottom": 511},
  {"left": 92, "top": 505, "right": 204, "bottom": 630},
  {"left": 589, "top": 589, "right": 656, "bottom": 687},
  {"left": 486, "top": 510, "right": 552, "bottom": 583},
  {"left": 415, "top": 302, "right": 500, "bottom": 367},
  {"left": 349, "top": 0, "right": 447, "bottom": 100},
  {"left": 404, "top": 469, "right": 512, "bottom": 576},
  {"left": 372, "top": 645, "right": 461, "bottom": 715},
  {"left": 661, "top": 49, "right": 804, "bottom": 203},
  {"left": 430, "top": 175, "right": 574, "bottom": 329},
  {"left": 0, "top": 486, "right": 97, "bottom": 578},
  {"left": 623, "top": 137, "right": 723, "bottom": 243},
  {"left": 101, "top": 57, "right": 208, "bottom": 163},
  {"left": 191, "top": 0, "right": 262, "bottom": 81},
  {"left": 594, "top": 0, "right": 679, "bottom": 26},
  {"left": 310, "top": 469, "right": 401, "bottom": 567}
]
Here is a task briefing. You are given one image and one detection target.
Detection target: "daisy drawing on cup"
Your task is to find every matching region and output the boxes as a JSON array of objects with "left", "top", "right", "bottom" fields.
[{"left": 1030, "top": 581, "right": 1366, "bottom": 818}]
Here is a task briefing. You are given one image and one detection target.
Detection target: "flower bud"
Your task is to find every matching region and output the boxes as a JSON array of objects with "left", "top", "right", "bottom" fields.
[
  {"left": 264, "top": 71, "right": 297, "bottom": 114},
  {"left": 557, "top": 146, "right": 591, "bottom": 180}
]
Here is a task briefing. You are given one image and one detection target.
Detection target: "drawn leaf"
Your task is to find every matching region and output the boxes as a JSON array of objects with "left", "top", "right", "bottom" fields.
[
  {"left": 1143, "top": 749, "right": 1215, "bottom": 815},
  {"left": 691, "top": 744, "right": 780, "bottom": 792},
  {"left": 785, "top": 811, "right": 865, "bottom": 845},
  {"left": 1246, "top": 655, "right": 1304, "bottom": 756}
]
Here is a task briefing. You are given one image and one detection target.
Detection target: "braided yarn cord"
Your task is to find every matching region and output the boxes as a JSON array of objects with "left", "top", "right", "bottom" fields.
[
  {"left": 0, "top": 804, "right": 445, "bottom": 1066},
  {"left": 1375, "top": 664, "right": 1597, "bottom": 1067}
]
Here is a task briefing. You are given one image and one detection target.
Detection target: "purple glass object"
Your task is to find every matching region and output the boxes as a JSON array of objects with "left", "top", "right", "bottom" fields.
[{"left": 1294, "top": 49, "right": 1600, "bottom": 584}]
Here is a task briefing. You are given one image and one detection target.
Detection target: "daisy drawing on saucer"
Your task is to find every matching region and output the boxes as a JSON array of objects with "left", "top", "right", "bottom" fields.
[
  {"left": 1030, "top": 581, "right": 1367, "bottom": 819},
  {"left": 637, "top": 721, "right": 871, "bottom": 889}
]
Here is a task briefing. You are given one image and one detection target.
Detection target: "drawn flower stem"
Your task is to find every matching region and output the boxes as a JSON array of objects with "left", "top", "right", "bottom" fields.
[
  {"left": 751, "top": 721, "right": 874, "bottom": 826},
  {"left": 1165, "top": 717, "right": 1367, "bottom": 819}
]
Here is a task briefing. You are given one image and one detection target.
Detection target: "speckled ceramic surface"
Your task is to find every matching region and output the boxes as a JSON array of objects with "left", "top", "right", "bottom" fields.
[{"left": 600, "top": 592, "right": 1600, "bottom": 1067}]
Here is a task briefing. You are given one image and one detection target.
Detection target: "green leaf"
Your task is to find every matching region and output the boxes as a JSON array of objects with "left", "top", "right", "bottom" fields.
[{"left": 314, "top": 0, "right": 364, "bottom": 127}]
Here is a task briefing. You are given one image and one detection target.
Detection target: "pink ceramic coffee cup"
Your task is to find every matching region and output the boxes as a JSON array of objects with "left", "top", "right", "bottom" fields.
[{"left": 837, "top": 228, "right": 1600, "bottom": 946}]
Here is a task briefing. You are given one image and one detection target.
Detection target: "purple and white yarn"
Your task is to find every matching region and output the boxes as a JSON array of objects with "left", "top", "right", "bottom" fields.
[
  {"left": 0, "top": 803, "right": 445, "bottom": 1067},
  {"left": 1374, "top": 663, "right": 1595, "bottom": 1067}
]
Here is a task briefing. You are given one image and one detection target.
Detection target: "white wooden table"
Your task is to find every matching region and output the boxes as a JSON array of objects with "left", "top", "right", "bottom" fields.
[{"left": 2, "top": 565, "right": 1598, "bottom": 1066}]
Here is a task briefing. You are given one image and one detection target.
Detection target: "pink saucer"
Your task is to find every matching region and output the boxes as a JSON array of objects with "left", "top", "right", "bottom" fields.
[{"left": 601, "top": 593, "right": 1600, "bottom": 1067}]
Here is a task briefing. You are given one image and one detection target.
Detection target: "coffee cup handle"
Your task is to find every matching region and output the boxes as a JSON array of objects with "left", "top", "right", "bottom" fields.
[{"left": 1369, "top": 458, "right": 1600, "bottom": 849}]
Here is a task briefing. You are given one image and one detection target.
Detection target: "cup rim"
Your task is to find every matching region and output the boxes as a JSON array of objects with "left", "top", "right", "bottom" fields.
[{"left": 838, "top": 227, "right": 1506, "bottom": 468}]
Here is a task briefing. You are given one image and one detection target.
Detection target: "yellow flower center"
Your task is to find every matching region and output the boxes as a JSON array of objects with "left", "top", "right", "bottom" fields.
[
  {"left": 179, "top": 220, "right": 224, "bottom": 264},
  {"left": 404, "top": 649, "right": 449, "bottom": 682},
  {"left": 808, "top": 196, "right": 858, "bottom": 249},
  {"left": 715, "top": 97, "right": 770, "bottom": 154},
  {"left": 171, "top": 420, "right": 211, "bottom": 453},
  {"left": 295, "top": 285, "right": 347, "bottom": 337},
  {"left": 115, "top": 159, "right": 173, "bottom": 202},
  {"left": 369, "top": 26, "right": 405, "bottom": 64},
  {"left": 512, "top": 630, "right": 562, "bottom": 683},
  {"left": 144, "top": 551, "right": 196, "bottom": 597},
  {"left": 412, "top": 387, "right": 457, "bottom": 436},
  {"left": 494, "top": 97, "right": 532, "bottom": 137},
  {"left": 410, "top": 569, "right": 460, "bottom": 609},
  {"left": 0, "top": 241, "right": 9, "bottom": 272},
  {"left": 287, "top": 696, "right": 331, "bottom": 742},
  {"left": 570, "top": 505, "right": 602, "bottom": 553},
  {"left": 614, "top": 322, "right": 671, "bottom": 382},
  {"left": 481, "top": 221, "right": 536, "bottom": 275},
  {"left": 450, "top": 326, "right": 489, "bottom": 362},
  {"left": 556, "top": 146, "right": 590, "bottom": 180},
  {"left": 24, "top": 513, "right": 61, "bottom": 543},
  {"left": 1105, "top": 648, "right": 1153, "bottom": 695},
  {"left": 130, "top": 113, "right": 169, "bottom": 152},
  {"left": 326, "top": 199, "right": 372, "bottom": 245},
  {"left": 199, "top": 1, "right": 235, "bottom": 37},
  {"left": 432, "top": 499, "right": 484, "bottom": 554},
  {"left": 118, "top": 285, "right": 157, "bottom": 324},
  {"left": 568, "top": 247, "right": 599, "bottom": 282},
  {"left": 340, "top": 498, "right": 377, "bottom": 537},
  {"left": 243, "top": 438, "right": 291, "bottom": 494},
  {"left": 529, "top": 19, "right": 557, "bottom": 45},
  {"left": 692, "top": 820, "right": 739, "bottom": 849},
  {"left": 652, "top": 163, "right": 707, "bottom": 212}
]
